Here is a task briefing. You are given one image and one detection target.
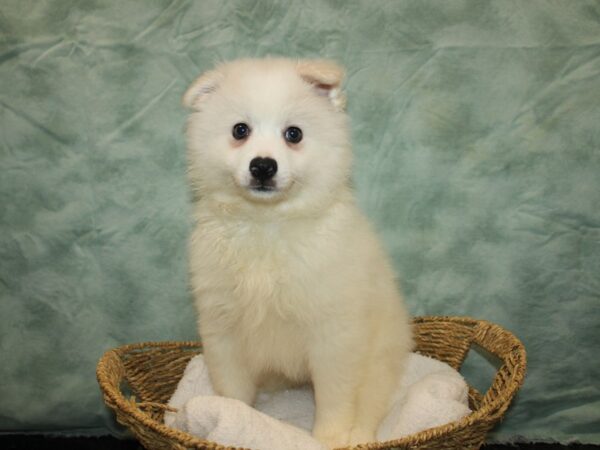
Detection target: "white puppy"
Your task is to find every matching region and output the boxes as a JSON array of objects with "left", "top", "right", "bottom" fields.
[{"left": 184, "top": 58, "right": 413, "bottom": 449}]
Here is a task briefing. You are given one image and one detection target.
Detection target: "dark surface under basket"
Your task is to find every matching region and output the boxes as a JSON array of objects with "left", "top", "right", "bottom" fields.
[
  {"left": 0, "top": 434, "right": 600, "bottom": 450},
  {"left": 2, "top": 435, "right": 598, "bottom": 450}
]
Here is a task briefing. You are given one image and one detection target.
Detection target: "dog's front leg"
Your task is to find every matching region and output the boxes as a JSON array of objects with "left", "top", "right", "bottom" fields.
[
  {"left": 201, "top": 331, "right": 257, "bottom": 405},
  {"left": 310, "top": 348, "right": 359, "bottom": 449}
]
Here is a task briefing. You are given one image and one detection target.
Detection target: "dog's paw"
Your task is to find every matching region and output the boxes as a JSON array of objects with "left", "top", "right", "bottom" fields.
[
  {"left": 348, "top": 426, "right": 375, "bottom": 446},
  {"left": 313, "top": 426, "right": 350, "bottom": 449}
]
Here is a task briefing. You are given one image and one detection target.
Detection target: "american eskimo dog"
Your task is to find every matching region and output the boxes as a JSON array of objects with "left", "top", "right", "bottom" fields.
[{"left": 184, "top": 58, "right": 412, "bottom": 448}]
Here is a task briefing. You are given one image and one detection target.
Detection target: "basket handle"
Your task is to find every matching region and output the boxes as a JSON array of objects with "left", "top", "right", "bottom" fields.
[
  {"left": 97, "top": 349, "right": 127, "bottom": 411},
  {"left": 471, "top": 321, "right": 527, "bottom": 421}
]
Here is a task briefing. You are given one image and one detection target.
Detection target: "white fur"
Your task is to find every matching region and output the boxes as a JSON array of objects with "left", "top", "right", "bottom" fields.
[{"left": 185, "top": 58, "right": 413, "bottom": 448}]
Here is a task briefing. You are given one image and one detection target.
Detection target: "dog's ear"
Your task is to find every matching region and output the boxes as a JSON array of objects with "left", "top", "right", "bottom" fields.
[
  {"left": 297, "top": 59, "right": 346, "bottom": 111},
  {"left": 183, "top": 69, "right": 223, "bottom": 110}
]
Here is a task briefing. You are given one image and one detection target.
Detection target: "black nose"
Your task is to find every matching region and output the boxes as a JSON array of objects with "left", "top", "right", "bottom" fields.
[{"left": 249, "top": 157, "right": 278, "bottom": 182}]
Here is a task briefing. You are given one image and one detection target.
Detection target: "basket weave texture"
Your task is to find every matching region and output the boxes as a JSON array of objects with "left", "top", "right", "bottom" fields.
[{"left": 96, "top": 316, "right": 526, "bottom": 450}]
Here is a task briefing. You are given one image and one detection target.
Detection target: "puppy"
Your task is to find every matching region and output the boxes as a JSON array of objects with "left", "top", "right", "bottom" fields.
[{"left": 183, "top": 58, "right": 412, "bottom": 448}]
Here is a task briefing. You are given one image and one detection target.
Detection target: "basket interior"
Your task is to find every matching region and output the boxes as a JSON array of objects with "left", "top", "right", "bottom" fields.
[{"left": 119, "top": 343, "right": 201, "bottom": 422}]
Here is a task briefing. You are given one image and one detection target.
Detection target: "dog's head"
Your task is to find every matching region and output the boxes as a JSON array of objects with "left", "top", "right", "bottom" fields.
[{"left": 184, "top": 58, "right": 352, "bottom": 214}]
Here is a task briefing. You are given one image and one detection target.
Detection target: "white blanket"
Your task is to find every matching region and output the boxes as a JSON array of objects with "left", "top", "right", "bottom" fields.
[{"left": 164, "top": 353, "right": 471, "bottom": 449}]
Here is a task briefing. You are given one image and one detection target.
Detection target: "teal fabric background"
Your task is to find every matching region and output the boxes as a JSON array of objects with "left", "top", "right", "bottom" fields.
[{"left": 1, "top": 0, "right": 599, "bottom": 443}]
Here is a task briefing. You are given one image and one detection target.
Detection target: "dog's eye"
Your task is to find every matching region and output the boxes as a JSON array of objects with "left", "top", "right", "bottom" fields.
[
  {"left": 232, "top": 123, "right": 250, "bottom": 140},
  {"left": 284, "top": 126, "right": 303, "bottom": 144}
]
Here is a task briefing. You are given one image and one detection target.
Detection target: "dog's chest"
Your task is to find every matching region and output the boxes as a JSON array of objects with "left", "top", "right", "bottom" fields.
[
  {"left": 192, "top": 212, "right": 350, "bottom": 326},
  {"left": 224, "top": 223, "right": 315, "bottom": 379},
  {"left": 231, "top": 225, "right": 313, "bottom": 306}
]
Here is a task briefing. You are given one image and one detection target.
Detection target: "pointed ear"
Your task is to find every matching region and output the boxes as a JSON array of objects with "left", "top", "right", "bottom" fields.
[
  {"left": 296, "top": 59, "right": 346, "bottom": 111},
  {"left": 182, "top": 69, "right": 223, "bottom": 110}
]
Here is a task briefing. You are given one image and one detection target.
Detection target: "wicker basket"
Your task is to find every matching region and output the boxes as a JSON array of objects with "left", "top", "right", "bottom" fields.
[{"left": 96, "top": 316, "right": 526, "bottom": 450}]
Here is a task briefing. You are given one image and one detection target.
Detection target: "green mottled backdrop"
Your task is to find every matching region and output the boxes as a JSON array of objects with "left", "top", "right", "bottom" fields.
[{"left": 1, "top": 0, "right": 599, "bottom": 443}]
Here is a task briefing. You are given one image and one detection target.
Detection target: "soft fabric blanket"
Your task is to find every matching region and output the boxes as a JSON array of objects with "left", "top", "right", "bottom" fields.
[{"left": 164, "top": 353, "right": 470, "bottom": 449}]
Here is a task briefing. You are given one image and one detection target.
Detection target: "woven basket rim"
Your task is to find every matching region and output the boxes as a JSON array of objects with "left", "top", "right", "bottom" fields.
[{"left": 96, "top": 315, "right": 527, "bottom": 450}]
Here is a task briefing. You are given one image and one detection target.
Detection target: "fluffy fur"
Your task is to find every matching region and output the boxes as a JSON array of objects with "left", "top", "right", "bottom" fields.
[{"left": 184, "top": 58, "right": 413, "bottom": 448}]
